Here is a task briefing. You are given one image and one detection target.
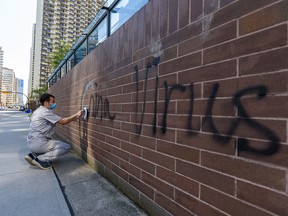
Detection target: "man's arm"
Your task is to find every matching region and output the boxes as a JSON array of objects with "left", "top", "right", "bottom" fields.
[{"left": 57, "top": 110, "right": 83, "bottom": 125}]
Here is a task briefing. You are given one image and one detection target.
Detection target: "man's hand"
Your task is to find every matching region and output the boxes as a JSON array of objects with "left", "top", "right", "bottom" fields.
[
  {"left": 75, "top": 110, "right": 84, "bottom": 120},
  {"left": 58, "top": 110, "right": 84, "bottom": 125}
]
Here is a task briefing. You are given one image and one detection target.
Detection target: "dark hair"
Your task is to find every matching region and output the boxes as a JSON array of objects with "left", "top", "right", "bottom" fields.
[{"left": 40, "top": 93, "right": 55, "bottom": 105}]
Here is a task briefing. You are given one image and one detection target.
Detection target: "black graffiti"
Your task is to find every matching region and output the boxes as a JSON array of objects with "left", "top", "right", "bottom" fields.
[
  {"left": 161, "top": 81, "right": 186, "bottom": 133},
  {"left": 135, "top": 59, "right": 280, "bottom": 156},
  {"left": 135, "top": 57, "right": 160, "bottom": 134},
  {"left": 202, "top": 84, "right": 280, "bottom": 155},
  {"left": 89, "top": 93, "right": 115, "bottom": 120}
]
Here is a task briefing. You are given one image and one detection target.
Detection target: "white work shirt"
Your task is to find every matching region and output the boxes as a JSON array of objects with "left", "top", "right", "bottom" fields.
[{"left": 27, "top": 106, "right": 61, "bottom": 146}]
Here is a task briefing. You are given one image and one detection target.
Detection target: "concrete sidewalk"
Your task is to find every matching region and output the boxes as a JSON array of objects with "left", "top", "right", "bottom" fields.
[{"left": 0, "top": 111, "right": 147, "bottom": 216}]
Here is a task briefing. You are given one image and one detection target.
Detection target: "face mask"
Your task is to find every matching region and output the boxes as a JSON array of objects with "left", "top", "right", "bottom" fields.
[{"left": 49, "top": 103, "right": 56, "bottom": 110}]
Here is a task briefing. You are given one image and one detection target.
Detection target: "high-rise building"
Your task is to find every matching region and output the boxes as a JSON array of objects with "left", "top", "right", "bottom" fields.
[
  {"left": 1, "top": 67, "right": 15, "bottom": 107},
  {"left": 0, "top": 46, "right": 3, "bottom": 105},
  {"left": 0, "top": 46, "right": 3, "bottom": 69},
  {"left": 29, "top": 0, "right": 104, "bottom": 95},
  {"left": 15, "top": 78, "right": 24, "bottom": 105},
  {"left": 28, "top": 24, "right": 37, "bottom": 96}
]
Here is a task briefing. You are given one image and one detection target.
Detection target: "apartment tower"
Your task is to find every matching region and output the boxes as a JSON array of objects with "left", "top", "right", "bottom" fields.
[
  {"left": 0, "top": 47, "right": 3, "bottom": 105},
  {"left": 29, "top": 0, "right": 104, "bottom": 95},
  {"left": 1, "top": 67, "right": 15, "bottom": 107}
]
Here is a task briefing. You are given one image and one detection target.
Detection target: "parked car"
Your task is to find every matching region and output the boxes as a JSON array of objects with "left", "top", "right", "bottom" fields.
[{"left": 19, "top": 106, "right": 25, "bottom": 111}]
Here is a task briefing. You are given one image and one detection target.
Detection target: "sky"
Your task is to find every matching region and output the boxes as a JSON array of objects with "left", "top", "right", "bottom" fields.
[{"left": 0, "top": 0, "right": 37, "bottom": 100}]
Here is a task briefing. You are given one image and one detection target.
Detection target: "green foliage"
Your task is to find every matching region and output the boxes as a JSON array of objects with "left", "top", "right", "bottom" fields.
[
  {"left": 49, "top": 40, "right": 71, "bottom": 71},
  {"left": 30, "top": 85, "right": 48, "bottom": 100}
]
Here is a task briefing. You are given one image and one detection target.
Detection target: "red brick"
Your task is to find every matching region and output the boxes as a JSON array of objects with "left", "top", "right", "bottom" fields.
[
  {"left": 113, "top": 129, "right": 130, "bottom": 141},
  {"left": 155, "top": 192, "right": 193, "bottom": 216},
  {"left": 157, "top": 101, "right": 176, "bottom": 115},
  {"left": 138, "top": 9, "right": 145, "bottom": 50},
  {"left": 177, "top": 98, "right": 236, "bottom": 116},
  {"left": 157, "top": 166, "right": 199, "bottom": 197},
  {"left": 119, "top": 160, "right": 141, "bottom": 178},
  {"left": 160, "top": 46, "right": 178, "bottom": 63},
  {"left": 201, "top": 152, "right": 287, "bottom": 191},
  {"left": 202, "top": 117, "right": 286, "bottom": 142},
  {"left": 107, "top": 152, "right": 120, "bottom": 166},
  {"left": 162, "top": 21, "right": 202, "bottom": 50},
  {"left": 133, "top": 13, "right": 140, "bottom": 52},
  {"left": 143, "top": 149, "right": 176, "bottom": 171},
  {"left": 99, "top": 142, "right": 112, "bottom": 153},
  {"left": 142, "top": 171, "right": 174, "bottom": 198},
  {"left": 159, "top": 52, "right": 202, "bottom": 76},
  {"left": 201, "top": 185, "right": 273, "bottom": 216},
  {"left": 111, "top": 164, "right": 128, "bottom": 181},
  {"left": 240, "top": 47, "right": 288, "bottom": 76},
  {"left": 176, "top": 160, "right": 235, "bottom": 195},
  {"left": 114, "top": 113, "right": 131, "bottom": 122},
  {"left": 168, "top": 0, "right": 178, "bottom": 33},
  {"left": 238, "top": 96, "right": 288, "bottom": 118},
  {"left": 176, "top": 130, "right": 236, "bottom": 155},
  {"left": 178, "top": 60, "right": 237, "bottom": 84},
  {"left": 121, "top": 141, "right": 142, "bottom": 156},
  {"left": 161, "top": 114, "right": 201, "bottom": 131},
  {"left": 159, "top": 0, "right": 168, "bottom": 38},
  {"left": 151, "top": 0, "right": 160, "bottom": 42},
  {"left": 239, "top": 1, "right": 288, "bottom": 35},
  {"left": 157, "top": 140, "right": 200, "bottom": 164},
  {"left": 203, "top": 72, "right": 288, "bottom": 98},
  {"left": 49, "top": 1, "right": 288, "bottom": 214},
  {"left": 204, "top": 0, "right": 219, "bottom": 15},
  {"left": 159, "top": 83, "right": 202, "bottom": 100},
  {"left": 179, "top": 21, "right": 237, "bottom": 56},
  {"left": 175, "top": 189, "right": 226, "bottom": 216},
  {"left": 208, "top": 0, "right": 276, "bottom": 29},
  {"left": 142, "top": 125, "right": 176, "bottom": 143},
  {"left": 129, "top": 175, "right": 154, "bottom": 199},
  {"left": 130, "top": 155, "right": 156, "bottom": 175},
  {"left": 190, "top": 0, "right": 203, "bottom": 22},
  {"left": 145, "top": 4, "right": 152, "bottom": 47},
  {"left": 121, "top": 122, "right": 138, "bottom": 134},
  {"left": 239, "top": 141, "right": 288, "bottom": 168},
  {"left": 220, "top": 0, "right": 236, "bottom": 7},
  {"left": 237, "top": 181, "right": 288, "bottom": 215},
  {"left": 179, "top": 0, "right": 190, "bottom": 29},
  {"left": 203, "top": 24, "right": 287, "bottom": 64},
  {"left": 109, "top": 93, "right": 131, "bottom": 104},
  {"left": 112, "top": 146, "right": 130, "bottom": 161},
  {"left": 130, "top": 134, "right": 156, "bottom": 150}
]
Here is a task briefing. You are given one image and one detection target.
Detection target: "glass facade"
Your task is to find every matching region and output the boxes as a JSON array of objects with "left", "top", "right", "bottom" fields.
[
  {"left": 111, "top": 0, "right": 148, "bottom": 34},
  {"left": 47, "top": 0, "right": 149, "bottom": 87},
  {"left": 75, "top": 41, "right": 87, "bottom": 65},
  {"left": 88, "top": 17, "right": 108, "bottom": 53}
]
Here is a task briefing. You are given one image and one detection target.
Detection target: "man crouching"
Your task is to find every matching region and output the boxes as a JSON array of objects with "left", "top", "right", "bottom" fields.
[{"left": 25, "top": 93, "right": 83, "bottom": 170}]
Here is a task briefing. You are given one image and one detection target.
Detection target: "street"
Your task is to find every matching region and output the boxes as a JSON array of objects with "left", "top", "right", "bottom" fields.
[{"left": 0, "top": 111, "right": 70, "bottom": 216}]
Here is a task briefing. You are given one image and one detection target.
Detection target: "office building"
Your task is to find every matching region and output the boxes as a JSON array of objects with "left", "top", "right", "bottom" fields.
[
  {"left": 28, "top": 24, "right": 37, "bottom": 96},
  {"left": 0, "top": 46, "right": 3, "bottom": 105},
  {"left": 29, "top": 0, "right": 104, "bottom": 95},
  {"left": 1, "top": 67, "right": 15, "bottom": 107},
  {"left": 15, "top": 78, "right": 24, "bottom": 105}
]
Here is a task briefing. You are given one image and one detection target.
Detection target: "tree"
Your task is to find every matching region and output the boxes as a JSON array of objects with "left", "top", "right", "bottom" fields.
[{"left": 49, "top": 40, "right": 71, "bottom": 71}]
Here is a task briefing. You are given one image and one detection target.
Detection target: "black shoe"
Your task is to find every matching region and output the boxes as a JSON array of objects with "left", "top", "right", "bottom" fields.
[
  {"left": 24, "top": 153, "right": 35, "bottom": 165},
  {"left": 32, "top": 158, "right": 52, "bottom": 170}
]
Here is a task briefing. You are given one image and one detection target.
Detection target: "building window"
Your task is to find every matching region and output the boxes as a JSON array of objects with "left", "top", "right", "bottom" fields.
[{"left": 110, "top": 0, "right": 148, "bottom": 34}]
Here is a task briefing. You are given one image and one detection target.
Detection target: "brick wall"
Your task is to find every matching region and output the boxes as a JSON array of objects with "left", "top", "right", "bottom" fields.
[{"left": 49, "top": 0, "right": 288, "bottom": 215}]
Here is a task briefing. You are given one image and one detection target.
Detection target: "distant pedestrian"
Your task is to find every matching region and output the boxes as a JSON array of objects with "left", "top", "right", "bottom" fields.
[{"left": 25, "top": 93, "right": 83, "bottom": 170}]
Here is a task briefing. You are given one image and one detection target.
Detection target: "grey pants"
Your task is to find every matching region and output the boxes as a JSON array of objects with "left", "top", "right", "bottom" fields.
[{"left": 29, "top": 139, "right": 71, "bottom": 162}]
